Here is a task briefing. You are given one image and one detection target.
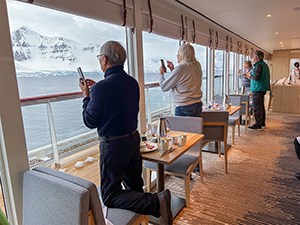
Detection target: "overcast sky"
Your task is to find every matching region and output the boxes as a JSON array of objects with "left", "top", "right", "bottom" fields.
[
  {"left": 6, "top": 0, "right": 125, "bottom": 44},
  {"left": 6, "top": 0, "right": 206, "bottom": 71}
]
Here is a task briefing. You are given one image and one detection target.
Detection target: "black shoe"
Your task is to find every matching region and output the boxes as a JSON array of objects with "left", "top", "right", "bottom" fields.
[
  {"left": 261, "top": 123, "right": 266, "bottom": 129},
  {"left": 193, "top": 164, "right": 200, "bottom": 175},
  {"left": 157, "top": 189, "right": 173, "bottom": 225},
  {"left": 248, "top": 124, "right": 262, "bottom": 130},
  {"left": 295, "top": 173, "right": 300, "bottom": 180}
]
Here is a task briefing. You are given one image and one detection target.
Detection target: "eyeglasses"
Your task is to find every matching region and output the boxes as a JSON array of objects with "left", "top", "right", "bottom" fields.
[{"left": 97, "top": 54, "right": 104, "bottom": 60}]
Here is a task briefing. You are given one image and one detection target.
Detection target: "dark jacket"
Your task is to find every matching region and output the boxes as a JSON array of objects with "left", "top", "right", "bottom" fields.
[{"left": 82, "top": 66, "right": 139, "bottom": 136}]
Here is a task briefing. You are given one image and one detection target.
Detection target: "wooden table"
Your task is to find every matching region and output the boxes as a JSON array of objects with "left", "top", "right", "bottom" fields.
[
  {"left": 202, "top": 105, "right": 241, "bottom": 115},
  {"left": 142, "top": 131, "right": 204, "bottom": 223},
  {"left": 142, "top": 131, "right": 204, "bottom": 191},
  {"left": 226, "top": 105, "right": 241, "bottom": 115}
]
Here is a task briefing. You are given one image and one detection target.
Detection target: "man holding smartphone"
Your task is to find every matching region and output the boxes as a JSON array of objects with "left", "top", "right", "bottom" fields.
[{"left": 79, "top": 41, "right": 173, "bottom": 225}]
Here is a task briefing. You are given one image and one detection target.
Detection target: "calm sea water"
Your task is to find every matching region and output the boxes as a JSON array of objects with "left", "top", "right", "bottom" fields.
[{"left": 17, "top": 71, "right": 171, "bottom": 151}]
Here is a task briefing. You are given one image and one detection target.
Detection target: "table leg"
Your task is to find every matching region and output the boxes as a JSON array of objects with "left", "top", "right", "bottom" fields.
[{"left": 156, "top": 163, "right": 164, "bottom": 192}]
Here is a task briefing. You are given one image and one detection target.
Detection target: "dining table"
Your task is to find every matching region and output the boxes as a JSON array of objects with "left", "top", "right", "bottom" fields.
[{"left": 141, "top": 130, "right": 204, "bottom": 224}]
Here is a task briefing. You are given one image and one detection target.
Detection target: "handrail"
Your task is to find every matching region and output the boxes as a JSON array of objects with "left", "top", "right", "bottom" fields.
[
  {"left": 19, "top": 80, "right": 169, "bottom": 167},
  {"left": 20, "top": 82, "right": 160, "bottom": 106}
]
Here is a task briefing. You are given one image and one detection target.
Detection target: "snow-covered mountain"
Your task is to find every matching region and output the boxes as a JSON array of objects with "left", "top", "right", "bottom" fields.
[
  {"left": 11, "top": 26, "right": 101, "bottom": 72},
  {"left": 11, "top": 26, "right": 220, "bottom": 74}
]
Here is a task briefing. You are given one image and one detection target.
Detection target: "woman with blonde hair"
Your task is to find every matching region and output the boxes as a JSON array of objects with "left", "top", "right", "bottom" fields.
[
  {"left": 159, "top": 43, "right": 203, "bottom": 116},
  {"left": 238, "top": 60, "right": 253, "bottom": 94}
]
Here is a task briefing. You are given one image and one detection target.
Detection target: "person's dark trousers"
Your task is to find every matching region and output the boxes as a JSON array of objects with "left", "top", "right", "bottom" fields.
[
  {"left": 175, "top": 102, "right": 203, "bottom": 117},
  {"left": 294, "top": 138, "right": 300, "bottom": 160},
  {"left": 252, "top": 91, "right": 266, "bottom": 126},
  {"left": 294, "top": 138, "right": 300, "bottom": 180},
  {"left": 100, "top": 131, "right": 160, "bottom": 217}
]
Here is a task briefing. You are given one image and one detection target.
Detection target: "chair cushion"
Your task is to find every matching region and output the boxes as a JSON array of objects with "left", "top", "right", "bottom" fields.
[
  {"left": 144, "top": 154, "right": 198, "bottom": 175},
  {"left": 165, "top": 154, "right": 198, "bottom": 174},
  {"left": 96, "top": 187, "right": 142, "bottom": 225},
  {"left": 229, "top": 116, "right": 239, "bottom": 125}
]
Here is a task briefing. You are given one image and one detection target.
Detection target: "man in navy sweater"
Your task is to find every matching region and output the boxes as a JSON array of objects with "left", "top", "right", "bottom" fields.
[{"left": 79, "top": 41, "right": 172, "bottom": 224}]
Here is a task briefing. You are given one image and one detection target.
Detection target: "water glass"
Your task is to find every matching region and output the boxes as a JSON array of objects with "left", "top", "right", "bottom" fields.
[
  {"left": 160, "top": 138, "right": 169, "bottom": 152},
  {"left": 177, "top": 134, "right": 187, "bottom": 146}
]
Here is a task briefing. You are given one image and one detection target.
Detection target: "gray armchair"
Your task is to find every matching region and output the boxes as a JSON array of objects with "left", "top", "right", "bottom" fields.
[
  {"left": 229, "top": 94, "right": 251, "bottom": 132},
  {"left": 144, "top": 116, "right": 203, "bottom": 207},
  {"left": 228, "top": 95, "right": 242, "bottom": 145},
  {"left": 200, "top": 111, "right": 229, "bottom": 173},
  {"left": 23, "top": 166, "right": 148, "bottom": 225}
]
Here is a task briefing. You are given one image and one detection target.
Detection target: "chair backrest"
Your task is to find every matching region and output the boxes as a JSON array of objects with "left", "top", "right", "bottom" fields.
[
  {"left": 23, "top": 170, "right": 91, "bottom": 225},
  {"left": 165, "top": 116, "right": 203, "bottom": 156},
  {"left": 33, "top": 166, "right": 105, "bottom": 225},
  {"left": 25, "top": 166, "right": 147, "bottom": 225},
  {"left": 215, "top": 95, "right": 225, "bottom": 105},
  {"left": 200, "top": 111, "right": 229, "bottom": 142},
  {"left": 229, "top": 95, "right": 242, "bottom": 117},
  {"left": 229, "top": 94, "right": 249, "bottom": 115}
]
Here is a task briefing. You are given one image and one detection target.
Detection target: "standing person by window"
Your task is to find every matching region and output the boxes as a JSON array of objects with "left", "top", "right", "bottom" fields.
[
  {"left": 244, "top": 50, "right": 270, "bottom": 130},
  {"left": 159, "top": 43, "right": 203, "bottom": 117},
  {"left": 79, "top": 41, "right": 173, "bottom": 225},
  {"left": 238, "top": 60, "right": 252, "bottom": 94},
  {"left": 159, "top": 43, "right": 202, "bottom": 175}
]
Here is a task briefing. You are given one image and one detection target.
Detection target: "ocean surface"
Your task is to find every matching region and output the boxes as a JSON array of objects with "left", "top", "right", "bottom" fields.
[{"left": 17, "top": 71, "right": 172, "bottom": 151}]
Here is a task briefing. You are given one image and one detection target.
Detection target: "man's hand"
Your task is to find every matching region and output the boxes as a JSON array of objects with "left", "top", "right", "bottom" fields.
[{"left": 79, "top": 78, "right": 96, "bottom": 97}]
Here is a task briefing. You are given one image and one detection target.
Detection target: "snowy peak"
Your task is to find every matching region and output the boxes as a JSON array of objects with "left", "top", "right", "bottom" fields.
[{"left": 11, "top": 26, "right": 100, "bottom": 72}]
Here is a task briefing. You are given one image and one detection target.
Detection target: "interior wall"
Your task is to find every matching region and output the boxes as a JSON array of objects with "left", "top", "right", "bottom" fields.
[{"left": 272, "top": 49, "right": 300, "bottom": 81}]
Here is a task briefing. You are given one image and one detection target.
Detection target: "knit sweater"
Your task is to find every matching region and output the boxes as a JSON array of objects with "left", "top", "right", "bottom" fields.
[{"left": 159, "top": 61, "right": 202, "bottom": 106}]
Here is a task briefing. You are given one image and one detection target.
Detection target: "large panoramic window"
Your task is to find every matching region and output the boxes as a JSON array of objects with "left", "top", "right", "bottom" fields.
[
  {"left": 238, "top": 54, "right": 245, "bottom": 91},
  {"left": 143, "top": 32, "right": 179, "bottom": 122},
  {"left": 7, "top": 1, "right": 126, "bottom": 166},
  {"left": 194, "top": 44, "right": 207, "bottom": 103},
  {"left": 214, "top": 50, "right": 224, "bottom": 96},
  {"left": 229, "top": 52, "right": 235, "bottom": 94}
]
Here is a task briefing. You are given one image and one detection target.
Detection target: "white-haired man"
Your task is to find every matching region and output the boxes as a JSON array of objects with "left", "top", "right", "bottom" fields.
[{"left": 79, "top": 41, "right": 173, "bottom": 224}]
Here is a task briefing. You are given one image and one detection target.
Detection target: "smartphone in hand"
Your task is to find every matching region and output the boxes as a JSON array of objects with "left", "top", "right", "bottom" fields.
[
  {"left": 77, "top": 67, "right": 85, "bottom": 81},
  {"left": 160, "top": 59, "right": 166, "bottom": 72}
]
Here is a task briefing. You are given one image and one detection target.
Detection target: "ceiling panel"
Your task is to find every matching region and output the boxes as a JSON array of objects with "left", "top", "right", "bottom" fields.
[{"left": 177, "top": 0, "right": 300, "bottom": 53}]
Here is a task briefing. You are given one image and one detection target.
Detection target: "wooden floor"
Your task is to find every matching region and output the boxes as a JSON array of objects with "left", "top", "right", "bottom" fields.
[{"left": 1, "top": 111, "right": 300, "bottom": 224}]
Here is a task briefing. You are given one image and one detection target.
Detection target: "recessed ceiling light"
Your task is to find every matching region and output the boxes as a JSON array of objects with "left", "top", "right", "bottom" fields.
[
  {"left": 275, "top": 32, "right": 279, "bottom": 35},
  {"left": 266, "top": 14, "right": 272, "bottom": 17},
  {"left": 280, "top": 42, "right": 283, "bottom": 44}
]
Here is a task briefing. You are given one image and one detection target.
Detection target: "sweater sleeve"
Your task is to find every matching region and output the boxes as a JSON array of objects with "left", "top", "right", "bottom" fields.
[
  {"left": 82, "top": 85, "right": 103, "bottom": 129},
  {"left": 159, "top": 64, "right": 183, "bottom": 92}
]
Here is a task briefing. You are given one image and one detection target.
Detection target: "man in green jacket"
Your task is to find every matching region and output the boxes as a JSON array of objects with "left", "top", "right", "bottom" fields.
[{"left": 247, "top": 50, "right": 270, "bottom": 130}]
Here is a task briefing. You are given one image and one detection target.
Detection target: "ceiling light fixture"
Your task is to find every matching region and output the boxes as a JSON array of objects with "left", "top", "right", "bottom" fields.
[
  {"left": 266, "top": 14, "right": 272, "bottom": 18},
  {"left": 275, "top": 32, "right": 279, "bottom": 35},
  {"left": 280, "top": 42, "right": 283, "bottom": 44}
]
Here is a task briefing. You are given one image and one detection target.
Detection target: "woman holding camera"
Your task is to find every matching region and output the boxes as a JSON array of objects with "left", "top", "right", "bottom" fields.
[{"left": 159, "top": 43, "right": 203, "bottom": 117}]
